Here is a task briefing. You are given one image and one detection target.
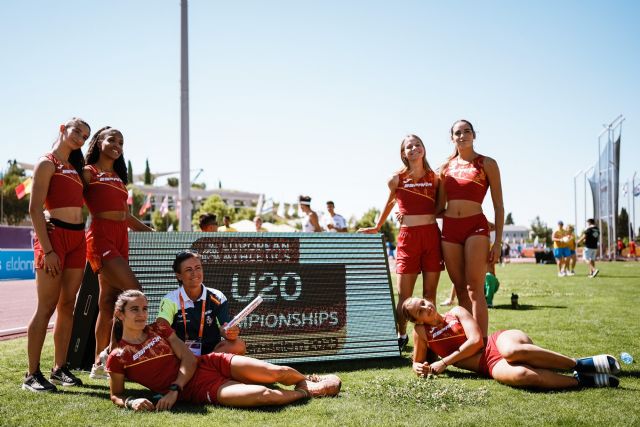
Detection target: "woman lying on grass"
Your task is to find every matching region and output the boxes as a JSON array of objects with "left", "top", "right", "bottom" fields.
[
  {"left": 402, "top": 297, "right": 620, "bottom": 389},
  {"left": 105, "top": 290, "right": 341, "bottom": 411}
]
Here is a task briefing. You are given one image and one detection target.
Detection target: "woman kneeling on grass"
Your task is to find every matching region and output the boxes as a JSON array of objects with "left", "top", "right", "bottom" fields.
[
  {"left": 402, "top": 297, "right": 620, "bottom": 389},
  {"left": 106, "top": 290, "right": 341, "bottom": 411}
]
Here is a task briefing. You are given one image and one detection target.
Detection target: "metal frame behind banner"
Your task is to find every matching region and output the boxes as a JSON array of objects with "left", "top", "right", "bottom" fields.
[{"left": 129, "top": 232, "right": 400, "bottom": 364}]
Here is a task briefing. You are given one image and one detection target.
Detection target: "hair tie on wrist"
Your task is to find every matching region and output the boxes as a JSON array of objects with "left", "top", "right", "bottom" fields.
[{"left": 45, "top": 250, "right": 53, "bottom": 256}]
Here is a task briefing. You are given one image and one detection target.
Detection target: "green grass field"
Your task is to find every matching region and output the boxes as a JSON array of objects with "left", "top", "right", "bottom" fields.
[{"left": 1, "top": 262, "right": 639, "bottom": 426}]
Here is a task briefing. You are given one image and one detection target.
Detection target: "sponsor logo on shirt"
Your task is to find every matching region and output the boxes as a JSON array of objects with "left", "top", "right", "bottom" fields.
[{"left": 132, "top": 335, "right": 162, "bottom": 361}]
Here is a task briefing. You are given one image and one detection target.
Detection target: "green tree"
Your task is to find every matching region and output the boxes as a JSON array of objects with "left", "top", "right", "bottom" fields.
[
  {"left": 617, "top": 207, "right": 629, "bottom": 239},
  {"left": 127, "top": 185, "right": 147, "bottom": 220},
  {"left": 152, "top": 210, "right": 179, "bottom": 231},
  {"left": 1, "top": 160, "right": 30, "bottom": 225},
  {"left": 192, "top": 195, "right": 236, "bottom": 229},
  {"left": 127, "top": 160, "right": 134, "bottom": 184},
  {"left": 144, "top": 159, "right": 153, "bottom": 185},
  {"left": 505, "top": 212, "right": 514, "bottom": 225},
  {"left": 191, "top": 182, "right": 206, "bottom": 190},
  {"left": 167, "top": 177, "right": 179, "bottom": 187},
  {"left": 355, "top": 208, "right": 398, "bottom": 244},
  {"left": 530, "top": 216, "right": 552, "bottom": 247}
]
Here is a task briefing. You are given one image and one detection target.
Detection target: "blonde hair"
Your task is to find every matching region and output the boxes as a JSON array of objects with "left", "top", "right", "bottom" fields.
[{"left": 399, "top": 134, "right": 432, "bottom": 175}]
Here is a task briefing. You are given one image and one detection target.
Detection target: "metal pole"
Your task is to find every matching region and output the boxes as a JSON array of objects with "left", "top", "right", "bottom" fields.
[
  {"left": 634, "top": 172, "right": 637, "bottom": 241},
  {"left": 628, "top": 178, "right": 632, "bottom": 240},
  {"left": 584, "top": 166, "right": 594, "bottom": 231},
  {"left": 597, "top": 133, "right": 603, "bottom": 258},
  {"left": 610, "top": 128, "right": 615, "bottom": 259},
  {"left": 179, "top": 0, "right": 192, "bottom": 231},
  {"left": 573, "top": 169, "right": 582, "bottom": 233}
]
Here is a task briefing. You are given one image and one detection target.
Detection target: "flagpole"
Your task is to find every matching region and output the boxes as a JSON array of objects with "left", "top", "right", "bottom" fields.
[
  {"left": 179, "top": 0, "right": 192, "bottom": 231},
  {"left": 633, "top": 172, "right": 637, "bottom": 240}
]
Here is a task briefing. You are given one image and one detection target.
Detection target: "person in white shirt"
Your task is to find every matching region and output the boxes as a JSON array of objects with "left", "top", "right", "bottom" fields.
[{"left": 323, "top": 201, "right": 347, "bottom": 232}]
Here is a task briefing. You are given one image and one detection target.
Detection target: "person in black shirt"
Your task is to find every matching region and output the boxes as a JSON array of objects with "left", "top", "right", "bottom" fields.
[{"left": 577, "top": 218, "right": 600, "bottom": 278}]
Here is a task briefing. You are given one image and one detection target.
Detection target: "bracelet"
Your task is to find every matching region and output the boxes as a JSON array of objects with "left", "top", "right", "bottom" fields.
[
  {"left": 44, "top": 250, "right": 53, "bottom": 256},
  {"left": 442, "top": 359, "right": 448, "bottom": 367},
  {"left": 124, "top": 396, "right": 133, "bottom": 410}
]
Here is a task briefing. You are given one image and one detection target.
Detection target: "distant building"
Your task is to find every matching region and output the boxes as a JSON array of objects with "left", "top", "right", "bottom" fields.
[{"left": 502, "top": 225, "right": 530, "bottom": 243}]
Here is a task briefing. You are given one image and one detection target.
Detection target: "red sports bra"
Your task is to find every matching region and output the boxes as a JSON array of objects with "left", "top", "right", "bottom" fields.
[
  {"left": 83, "top": 165, "right": 128, "bottom": 214},
  {"left": 425, "top": 311, "right": 467, "bottom": 358},
  {"left": 42, "top": 153, "right": 84, "bottom": 210},
  {"left": 443, "top": 155, "right": 488, "bottom": 204},
  {"left": 395, "top": 170, "right": 437, "bottom": 215}
]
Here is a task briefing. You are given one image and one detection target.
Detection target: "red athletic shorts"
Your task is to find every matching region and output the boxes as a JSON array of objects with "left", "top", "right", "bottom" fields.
[
  {"left": 183, "top": 352, "right": 235, "bottom": 404},
  {"left": 441, "top": 213, "right": 490, "bottom": 245},
  {"left": 33, "top": 220, "right": 86, "bottom": 270},
  {"left": 478, "top": 330, "right": 505, "bottom": 378},
  {"left": 396, "top": 224, "right": 444, "bottom": 274},
  {"left": 86, "top": 217, "right": 128, "bottom": 272}
]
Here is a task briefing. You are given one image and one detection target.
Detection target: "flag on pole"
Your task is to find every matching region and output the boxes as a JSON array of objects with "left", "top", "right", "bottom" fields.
[
  {"left": 622, "top": 183, "right": 628, "bottom": 196},
  {"left": 139, "top": 193, "right": 152, "bottom": 216},
  {"left": 276, "top": 201, "right": 286, "bottom": 218},
  {"left": 261, "top": 198, "right": 274, "bottom": 214},
  {"left": 287, "top": 203, "right": 296, "bottom": 217},
  {"left": 634, "top": 183, "right": 640, "bottom": 197},
  {"left": 160, "top": 196, "right": 169, "bottom": 217},
  {"left": 127, "top": 189, "right": 134, "bottom": 205},
  {"left": 15, "top": 177, "right": 33, "bottom": 199}
]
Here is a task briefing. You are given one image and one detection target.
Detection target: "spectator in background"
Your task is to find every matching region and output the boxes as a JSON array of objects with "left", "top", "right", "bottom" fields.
[
  {"left": 577, "top": 218, "right": 600, "bottom": 278},
  {"left": 323, "top": 201, "right": 348, "bottom": 232},
  {"left": 199, "top": 213, "right": 218, "bottom": 232},
  {"left": 616, "top": 238, "right": 625, "bottom": 258},
  {"left": 566, "top": 225, "right": 577, "bottom": 276},
  {"left": 254, "top": 216, "right": 268, "bottom": 232},
  {"left": 628, "top": 239, "right": 637, "bottom": 261},
  {"left": 218, "top": 215, "right": 238, "bottom": 232},
  {"left": 501, "top": 241, "right": 511, "bottom": 265},
  {"left": 299, "top": 195, "right": 322, "bottom": 232},
  {"left": 552, "top": 221, "right": 570, "bottom": 277}
]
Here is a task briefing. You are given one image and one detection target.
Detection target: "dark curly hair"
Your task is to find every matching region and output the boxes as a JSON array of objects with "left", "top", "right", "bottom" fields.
[{"left": 84, "top": 126, "right": 128, "bottom": 184}]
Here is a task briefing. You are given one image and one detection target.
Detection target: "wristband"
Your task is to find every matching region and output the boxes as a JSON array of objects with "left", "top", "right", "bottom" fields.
[{"left": 169, "top": 383, "right": 182, "bottom": 392}]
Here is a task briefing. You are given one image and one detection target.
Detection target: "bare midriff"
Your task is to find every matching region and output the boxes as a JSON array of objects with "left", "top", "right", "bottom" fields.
[
  {"left": 444, "top": 200, "right": 483, "bottom": 218},
  {"left": 94, "top": 210, "right": 128, "bottom": 221},
  {"left": 401, "top": 214, "right": 437, "bottom": 227},
  {"left": 48, "top": 207, "right": 84, "bottom": 224}
]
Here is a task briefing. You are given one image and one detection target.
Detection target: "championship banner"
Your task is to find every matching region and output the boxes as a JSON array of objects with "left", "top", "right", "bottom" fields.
[{"left": 129, "top": 232, "right": 399, "bottom": 364}]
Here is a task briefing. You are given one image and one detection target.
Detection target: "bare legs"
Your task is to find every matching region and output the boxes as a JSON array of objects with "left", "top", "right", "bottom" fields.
[
  {"left": 217, "top": 356, "right": 307, "bottom": 406},
  {"left": 491, "top": 330, "right": 578, "bottom": 389},
  {"left": 95, "top": 257, "right": 140, "bottom": 363},
  {"left": 396, "top": 271, "right": 440, "bottom": 336},
  {"left": 214, "top": 338, "right": 247, "bottom": 355},
  {"left": 442, "top": 236, "right": 489, "bottom": 337},
  {"left": 27, "top": 268, "right": 83, "bottom": 374}
]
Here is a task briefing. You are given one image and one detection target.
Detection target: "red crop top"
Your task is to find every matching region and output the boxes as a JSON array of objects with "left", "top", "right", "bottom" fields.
[
  {"left": 84, "top": 165, "right": 128, "bottom": 214},
  {"left": 395, "top": 170, "right": 437, "bottom": 215},
  {"left": 443, "top": 155, "right": 489, "bottom": 204},
  {"left": 42, "top": 153, "right": 84, "bottom": 210},
  {"left": 425, "top": 311, "right": 467, "bottom": 358}
]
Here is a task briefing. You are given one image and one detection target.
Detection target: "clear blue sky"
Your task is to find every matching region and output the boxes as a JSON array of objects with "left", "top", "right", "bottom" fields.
[{"left": 2, "top": 0, "right": 639, "bottom": 231}]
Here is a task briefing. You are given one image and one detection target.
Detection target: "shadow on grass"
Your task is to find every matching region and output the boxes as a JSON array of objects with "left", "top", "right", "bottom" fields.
[
  {"left": 618, "top": 370, "right": 640, "bottom": 379},
  {"left": 293, "top": 356, "right": 409, "bottom": 374},
  {"left": 490, "top": 304, "right": 568, "bottom": 310}
]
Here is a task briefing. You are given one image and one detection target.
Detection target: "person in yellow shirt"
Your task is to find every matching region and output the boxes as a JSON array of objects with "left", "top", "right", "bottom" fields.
[
  {"left": 218, "top": 215, "right": 238, "bottom": 232},
  {"left": 566, "top": 224, "right": 577, "bottom": 276},
  {"left": 552, "top": 221, "right": 570, "bottom": 277}
]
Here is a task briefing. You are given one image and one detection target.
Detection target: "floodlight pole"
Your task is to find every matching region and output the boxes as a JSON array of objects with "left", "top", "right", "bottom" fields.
[
  {"left": 573, "top": 169, "right": 583, "bottom": 235},
  {"left": 179, "top": 0, "right": 192, "bottom": 231},
  {"left": 633, "top": 172, "right": 637, "bottom": 241},
  {"left": 583, "top": 165, "right": 594, "bottom": 231}
]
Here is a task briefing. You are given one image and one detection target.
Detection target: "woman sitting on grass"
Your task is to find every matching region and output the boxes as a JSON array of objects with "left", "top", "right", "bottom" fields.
[
  {"left": 105, "top": 290, "right": 341, "bottom": 411},
  {"left": 402, "top": 297, "right": 620, "bottom": 389}
]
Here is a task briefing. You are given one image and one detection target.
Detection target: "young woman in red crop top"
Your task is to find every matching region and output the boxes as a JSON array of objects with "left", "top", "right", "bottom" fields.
[
  {"left": 439, "top": 120, "right": 504, "bottom": 339},
  {"left": 402, "top": 298, "right": 620, "bottom": 389},
  {"left": 83, "top": 126, "right": 153, "bottom": 379},
  {"left": 23, "top": 118, "right": 91, "bottom": 392},
  {"left": 358, "top": 135, "right": 444, "bottom": 351}
]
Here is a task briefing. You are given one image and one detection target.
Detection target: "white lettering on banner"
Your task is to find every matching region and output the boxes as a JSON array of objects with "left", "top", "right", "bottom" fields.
[
  {"left": 240, "top": 311, "right": 340, "bottom": 329},
  {"left": 231, "top": 272, "right": 302, "bottom": 303},
  {"left": 6, "top": 256, "right": 35, "bottom": 272},
  {"left": 132, "top": 336, "right": 161, "bottom": 361}
]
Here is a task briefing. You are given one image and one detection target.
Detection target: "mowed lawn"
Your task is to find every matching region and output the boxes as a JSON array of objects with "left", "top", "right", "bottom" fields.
[{"left": 1, "top": 262, "right": 638, "bottom": 426}]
